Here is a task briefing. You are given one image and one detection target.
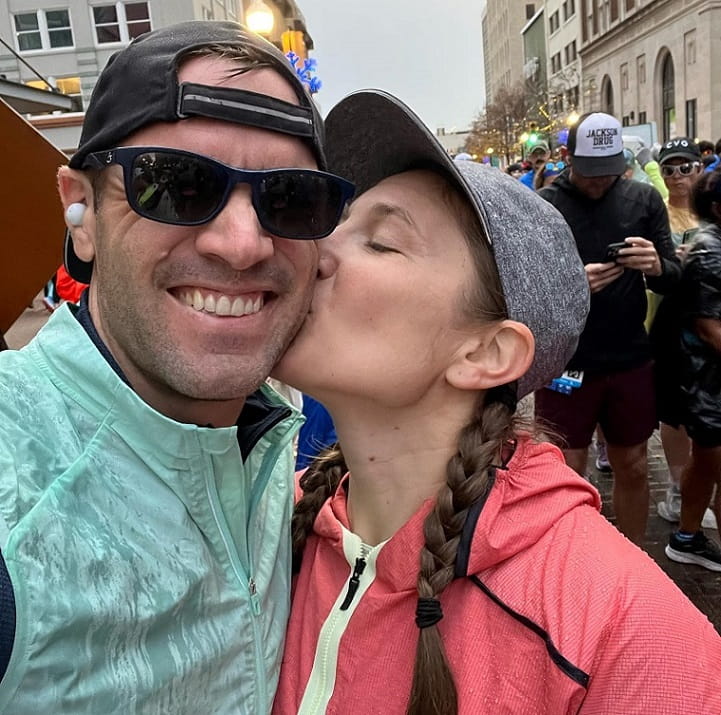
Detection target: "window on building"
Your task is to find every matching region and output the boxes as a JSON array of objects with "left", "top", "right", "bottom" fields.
[
  {"left": 685, "top": 30, "right": 696, "bottom": 65},
  {"left": 637, "top": 55, "right": 646, "bottom": 84},
  {"left": 625, "top": 0, "right": 635, "bottom": 9},
  {"left": 551, "top": 52, "right": 562, "bottom": 74},
  {"left": 526, "top": 4, "right": 536, "bottom": 20},
  {"left": 610, "top": 0, "right": 618, "bottom": 21},
  {"left": 567, "top": 85, "right": 580, "bottom": 108},
  {"left": 592, "top": 0, "right": 599, "bottom": 35},
  {"left": 621, "top": 63, "right": 628, "bottom": 90},
  {"left": 563, "top": 0, "right": 576, "bottom": 21},
  {"left": 549, "top": 11, "right": 560, "bottom": 34},
  {"left": 638, "top": 110, "right": 647, "bottom": 124},
  {"left": 93, "top": 2, "right": 151, "bottom": 44},
  {"left": 14, "top": 10, "right": 73, "bottom": 51},
  {"left": 686, "top": 99, "right": 697, "bottom": 139}
]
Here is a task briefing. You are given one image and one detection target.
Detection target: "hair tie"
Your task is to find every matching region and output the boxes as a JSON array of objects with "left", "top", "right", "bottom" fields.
[{"left": 415, "top": 597, "right": 443, "bottom": 629}]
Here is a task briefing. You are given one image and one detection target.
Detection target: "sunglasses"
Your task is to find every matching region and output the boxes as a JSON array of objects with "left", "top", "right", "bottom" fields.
[
  {"left": 544, "top": 161, "right": 566, "bottom": 174},
  {"left": 83, "top": 147, "right": 355, "bottom": 240},
  {"left": 661, "top": 161, "right": 700, "bottom": 178}
]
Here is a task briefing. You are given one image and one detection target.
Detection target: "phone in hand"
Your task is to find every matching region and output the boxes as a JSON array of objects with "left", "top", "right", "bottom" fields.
[
  {"left": 681, "top": 228, "right": 699, "bottom": 245},
  {"left": 604, "top": 241, "right": 628, "bottom": 262}
]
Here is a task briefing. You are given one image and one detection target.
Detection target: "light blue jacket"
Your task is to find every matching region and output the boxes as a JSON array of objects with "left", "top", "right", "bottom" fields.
[{"left": 0, "top": 305, "right": 302, "bottom": 713}]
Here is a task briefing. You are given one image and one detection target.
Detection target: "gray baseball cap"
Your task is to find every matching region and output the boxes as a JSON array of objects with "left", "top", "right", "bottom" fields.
[{"left": 325, "top": 90, "right": 589, "bottom": 398}]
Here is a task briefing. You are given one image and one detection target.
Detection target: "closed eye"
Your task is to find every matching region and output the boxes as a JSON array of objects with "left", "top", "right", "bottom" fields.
[{"left": 366, "top": 241, "right": 399, "bottom": 254}]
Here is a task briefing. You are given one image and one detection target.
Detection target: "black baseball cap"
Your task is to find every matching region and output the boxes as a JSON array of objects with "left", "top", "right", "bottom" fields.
[
  {"left": 658, "top": 137, "right": 701, "bottom": 165},
  {"left": 66, "top": 20, "right": 326, "bottom": 282}
]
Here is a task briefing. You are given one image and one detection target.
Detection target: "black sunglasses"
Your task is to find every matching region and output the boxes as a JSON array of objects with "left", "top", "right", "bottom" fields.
[
  {"left": 83, "top": 147, "right": 355, "bottom": 240},
  {"left": 660, "top": 161, "right": 700, "bottom": 178}
]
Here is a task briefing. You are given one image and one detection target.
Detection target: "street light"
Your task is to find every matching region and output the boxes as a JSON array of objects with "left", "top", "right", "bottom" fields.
[
  {"left": 246, "top": 0, "right": 274, "bottom": 36},
  {"left": 566, "top": 110, "right": 580, "bottom": 126}
]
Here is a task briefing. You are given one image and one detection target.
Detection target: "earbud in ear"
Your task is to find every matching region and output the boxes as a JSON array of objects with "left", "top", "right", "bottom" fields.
[{"left": 65, "top": 202, "right": 87, "bottom": 227}]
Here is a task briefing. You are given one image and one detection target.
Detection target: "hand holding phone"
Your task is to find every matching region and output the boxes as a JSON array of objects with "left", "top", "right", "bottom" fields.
[{"left": 604, "top": 241, "right": 628, "bottom": 262}]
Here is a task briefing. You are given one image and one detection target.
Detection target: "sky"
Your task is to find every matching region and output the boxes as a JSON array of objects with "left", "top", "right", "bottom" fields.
[{"left": 297, "top": 0, "right": 487, "bottom": 134}]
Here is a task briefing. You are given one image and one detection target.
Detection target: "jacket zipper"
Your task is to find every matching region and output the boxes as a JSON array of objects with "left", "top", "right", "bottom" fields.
[
  {"left": 298, "top": 536, "right": 381, "bottom": 715},
  {"left": 339, "top": 544, "right": 369, "bottom": 610}
]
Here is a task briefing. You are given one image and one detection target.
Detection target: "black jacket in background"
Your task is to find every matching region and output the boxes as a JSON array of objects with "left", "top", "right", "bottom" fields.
[{"left": 539, "top": 172, "right": 680, "bottom": 374}]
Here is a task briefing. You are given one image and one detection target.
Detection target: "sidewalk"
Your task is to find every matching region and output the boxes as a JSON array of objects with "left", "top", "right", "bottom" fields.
[{"left": 5, "top": 301, "right": 721, "bottom": 632}]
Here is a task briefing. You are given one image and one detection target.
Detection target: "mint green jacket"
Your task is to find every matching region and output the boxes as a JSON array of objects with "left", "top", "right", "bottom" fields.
[{"left": 0, "top": 306, "right": 302, "bottom": 713}]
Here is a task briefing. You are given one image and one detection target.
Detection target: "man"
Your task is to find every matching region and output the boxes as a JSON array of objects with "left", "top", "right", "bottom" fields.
[
  {"left": 519, "top": 139, "right": 551, "bottom": 189},
  {"left": 536, "top": 112, "right": 680, "bottom": 545},
  {"left": 0, "top": 21, "right": 352, "bottom": 712}
]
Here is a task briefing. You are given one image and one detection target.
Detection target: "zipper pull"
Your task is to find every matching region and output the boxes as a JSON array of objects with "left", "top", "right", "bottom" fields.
[
  {"left": 339, "top": 557, "right": 367, "bottom": 611},
  {"left": 249, "top": 577, "right": 261, "bottom": 615}
]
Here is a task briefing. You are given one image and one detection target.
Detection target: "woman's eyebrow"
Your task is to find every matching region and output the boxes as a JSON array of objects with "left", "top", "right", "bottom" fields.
[{"left": 367, "top": 201, "right": 418, "bottom": 230}]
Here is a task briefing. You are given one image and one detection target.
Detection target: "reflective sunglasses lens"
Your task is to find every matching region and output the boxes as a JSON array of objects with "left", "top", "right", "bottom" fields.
[
  {"left": 259, "top": 172, "right": 346, "bottom": 239},
  {"left": 679, "top": 163, "right": 695, "bottom": 175},
  {"left": 129, "top": 152, "right": 225, "bottom": 224}
]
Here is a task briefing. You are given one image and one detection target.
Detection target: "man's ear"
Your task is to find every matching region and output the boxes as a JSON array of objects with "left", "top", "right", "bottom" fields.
[
  {"left": 57, "top": 166, "right": 97, "bottom": 264},
  {"left": 445, "top": 320, "right": 535, "bottom": 391}
]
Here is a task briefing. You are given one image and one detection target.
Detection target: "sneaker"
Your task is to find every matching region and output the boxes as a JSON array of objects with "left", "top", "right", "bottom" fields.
[
  {"left": 657, "top": 485, "right": 681, "bottom": 522},
  {"left": 594, "top": 440, "right": 612, "bottom": 473},
  {"left": 665, "top": 531, "right": 721, "bottom": 572},
  {"left": 702, "top": 508, "right": 718, "bottom": 531}
]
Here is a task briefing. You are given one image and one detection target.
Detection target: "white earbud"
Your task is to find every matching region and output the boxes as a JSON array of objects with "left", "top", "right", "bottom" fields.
[{"left": 65, "top": 202, "right": 86, "bottom": 227}]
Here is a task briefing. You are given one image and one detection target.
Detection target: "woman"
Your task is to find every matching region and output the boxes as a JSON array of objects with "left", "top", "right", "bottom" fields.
[
  {"left": 666, "top": 167, "right": 721, "bottom": 571},
  {"left": 272, "top": 91, "right": 721, "bottom": 714},
  {"left": 648, "top": 139, "right": 717, "bottom": 530}
]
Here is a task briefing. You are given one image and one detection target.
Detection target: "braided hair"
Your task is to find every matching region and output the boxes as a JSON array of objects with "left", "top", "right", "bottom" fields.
[{"left": 291, "top": 171, "right": 524, "bottom": 714}]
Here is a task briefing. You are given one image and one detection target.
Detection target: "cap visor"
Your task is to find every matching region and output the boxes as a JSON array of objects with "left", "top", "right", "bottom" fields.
[
  {"left": 325, "top": 90, "right": 487, "bottom": 232},
  {"left": 571, "top": 152, "right": 626, "bottom": 177}
]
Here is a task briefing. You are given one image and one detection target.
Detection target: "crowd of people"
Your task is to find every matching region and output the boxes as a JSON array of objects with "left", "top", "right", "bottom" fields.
[
  {"left": 503, "top": 114, "right": 721, "bottom": 572},
  {"left": 0, "top": 18, "right": 719, "bottom": 714}
]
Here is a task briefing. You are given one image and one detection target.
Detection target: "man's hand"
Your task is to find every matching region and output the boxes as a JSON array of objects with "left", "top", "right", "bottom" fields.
[
  {"left": 615, "top": 237, "right": 662, "bottom": 276},
  {"left": 585, "top": 262, "right": 624, "bottom": 293}
]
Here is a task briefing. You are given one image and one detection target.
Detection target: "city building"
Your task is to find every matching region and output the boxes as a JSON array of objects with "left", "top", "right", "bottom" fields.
[
  {"left": 0, "top": 0, "right": 313, "bottom": 151},
  {"left": 482, "top": 1, "right": 538, "bottom": 102},
  {"left": 579, "top": 0, "right": 721, "bottom": 142},
  {"left": 545, "top": 0, "right": 581, "bottom": 118}
]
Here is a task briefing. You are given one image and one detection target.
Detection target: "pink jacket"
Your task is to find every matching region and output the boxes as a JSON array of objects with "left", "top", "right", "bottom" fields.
[{"left": 274, "top": 438, "right": 721, "bottom": 714}]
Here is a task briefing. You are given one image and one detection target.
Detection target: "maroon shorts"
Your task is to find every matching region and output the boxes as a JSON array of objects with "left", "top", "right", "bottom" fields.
[{"left": 535, "top": 361, "right": 657, "bottom": 449}]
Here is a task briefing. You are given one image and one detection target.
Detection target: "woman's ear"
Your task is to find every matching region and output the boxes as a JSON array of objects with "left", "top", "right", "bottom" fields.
[
  {"left": 445, "top": 320, "right": 535, "bottom": 391},
  {"left": 57, "top": 167, "right": 97, "bottom": 264}
]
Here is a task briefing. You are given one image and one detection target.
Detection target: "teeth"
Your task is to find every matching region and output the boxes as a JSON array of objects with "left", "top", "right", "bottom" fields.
[
  {"left": 179, "top": 289, "right": 263, "bottom": 317},
  {"left": 216, "top": 295, "right": 231, "bottom": 316},
  {"left": 231, "top": 297, "right": 246, "bottom": 317}
]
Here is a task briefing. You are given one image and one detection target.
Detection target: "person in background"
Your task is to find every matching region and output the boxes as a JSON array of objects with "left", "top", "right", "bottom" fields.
[
  {"left": 699, "top": 140, "right": 720, "bottom": 172},
  {"left": 648, "top": 138, "right": 717, "bottom": 530},
  {"left": 0, "top": 21, "right": 353, "bottom": 712},
  {"left": 519, "top": 139, "right": 551, "bottom": 189},
  {"left": 505, "top": 162, "right": 523, "bottom": 179},
  {"left": 295, "top": 394, "right": 337, "bottom": 470},
  {"left": 272, "top": 90, "right": 721, "bottom": 715},
  {"left": 535, "top": 112, "right": 680, "bottom": 546},
  {"left": 532, "top": 160, "right": 566, "bottom": 190},
  {"left": 634, "top": 143, "right": 668, "bottom": 199},
  {"left": 666, "top": 167, "right": 721, "bottom": 571}
]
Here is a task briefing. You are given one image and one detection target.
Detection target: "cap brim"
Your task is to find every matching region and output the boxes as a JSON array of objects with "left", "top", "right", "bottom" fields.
[
  {"left": 571, "top": 152, "right": 626, "bottom": 177},
  {"left": 659, "top": 151, "right": 700, "bottom": 164},
  {"left": 325, "top": 90, "right": 491, "bottom": 243},
  {"left": 64, "top": 229, "right": 93, "bottom": 284}
]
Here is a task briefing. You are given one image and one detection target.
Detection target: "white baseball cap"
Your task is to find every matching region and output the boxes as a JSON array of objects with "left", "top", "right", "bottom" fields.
[{"left": 568, "top": 112, "right": 625, "bottom": 177}]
